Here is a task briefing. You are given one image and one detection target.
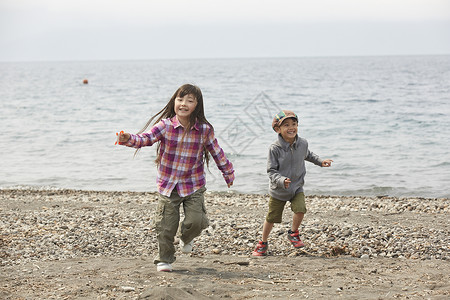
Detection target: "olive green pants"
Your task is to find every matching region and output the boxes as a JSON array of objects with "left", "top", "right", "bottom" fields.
[
  {"left": 153, "top": 186, "right": 208, "bottom": 264},
  {"left": 266, "top": 192, "right": 307, "bottom": 223}
]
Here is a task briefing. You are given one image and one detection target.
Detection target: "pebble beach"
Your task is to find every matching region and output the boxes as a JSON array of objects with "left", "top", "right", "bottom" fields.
[{"left": 1, "top": 188, "right": 449, "bottom": 299}]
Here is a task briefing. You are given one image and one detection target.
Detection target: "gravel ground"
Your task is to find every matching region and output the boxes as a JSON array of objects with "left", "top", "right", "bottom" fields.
[{"left": 1, "top": 188, "right": 449, "bottom": 299}]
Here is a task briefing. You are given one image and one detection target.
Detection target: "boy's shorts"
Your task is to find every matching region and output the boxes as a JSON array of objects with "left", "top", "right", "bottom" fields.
[{"left": 266, "top": 192, "right": 307, "bottom": 223}]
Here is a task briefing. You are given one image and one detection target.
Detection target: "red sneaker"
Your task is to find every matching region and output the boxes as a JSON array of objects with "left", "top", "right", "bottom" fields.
[
  {"left": 288, "top": 230, "right": 305, "bottom": 248},
  {"left": 252, "top": 241, "right": 268, "bottom": 256}
]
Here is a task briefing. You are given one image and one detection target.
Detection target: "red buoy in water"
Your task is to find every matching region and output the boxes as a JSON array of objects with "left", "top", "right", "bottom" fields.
[{"left": 83, "top": 79, "right": 88, "bottom": 84}]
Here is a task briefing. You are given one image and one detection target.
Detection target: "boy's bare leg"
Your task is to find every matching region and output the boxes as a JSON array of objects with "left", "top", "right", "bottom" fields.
[
  {"left": 292, "top": 212, "right": 304, "bottom": 232},
  {"left": 262, "top": 220, "right": 274, "bottom": 242}
]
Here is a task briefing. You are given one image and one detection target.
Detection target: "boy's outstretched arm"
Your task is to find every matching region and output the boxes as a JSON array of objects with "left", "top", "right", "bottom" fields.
[{"left": 322, "top": 159, "right": 333, "bottom": 167}]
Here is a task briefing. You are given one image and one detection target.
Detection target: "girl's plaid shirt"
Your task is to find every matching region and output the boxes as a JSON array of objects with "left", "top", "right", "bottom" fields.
[{"left": 124, "top": 117, "right": 235, "bottom": 197}]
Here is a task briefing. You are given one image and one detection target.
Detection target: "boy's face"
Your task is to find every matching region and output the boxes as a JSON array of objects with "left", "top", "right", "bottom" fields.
[{"left": 275, "top": 118, "right": 298, "bottom": 143}]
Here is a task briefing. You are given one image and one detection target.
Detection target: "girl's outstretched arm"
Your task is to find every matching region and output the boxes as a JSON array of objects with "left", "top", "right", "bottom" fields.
[
  {"left": 115, "top": 120, "right": 166, "bottom": 148},
  {"left": 115, "top": 131, "right": 131, "bottom": 145}
]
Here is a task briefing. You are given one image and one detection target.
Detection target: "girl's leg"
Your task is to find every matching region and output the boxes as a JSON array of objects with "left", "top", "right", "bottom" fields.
[
  {"left": 180, "top": 187, "right": 208, "bottom": 244},
  {"left": 153, "top": 192, "right": 182, "bottom": 264}
]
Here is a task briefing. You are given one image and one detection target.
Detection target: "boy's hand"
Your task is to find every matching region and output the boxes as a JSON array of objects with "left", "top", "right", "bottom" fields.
[
  {"left": 322, "top": 159, "right": 333, "bottom": 167},
  {"left": 284, "top": 178, "right": 291, "bottom": 189},
  {"left": 115, "top": 131, "right": 130, "bottom": 145}
]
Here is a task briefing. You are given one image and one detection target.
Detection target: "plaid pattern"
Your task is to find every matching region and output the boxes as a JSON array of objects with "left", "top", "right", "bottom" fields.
[
  {"left": 272, "top": 110, "right": 298, "bottom": 131},
  {"left": 274, "top": 111, "right": 287, "bottom": 122},
  {"left": 125, "top": 117, "right": 234, "bottom": 197},
  {"left": 275, "top": 111, "right": 298, "bottom": 122}
]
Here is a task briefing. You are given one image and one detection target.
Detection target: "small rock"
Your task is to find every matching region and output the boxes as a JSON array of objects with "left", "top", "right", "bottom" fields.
[{"left": 121, "top": 286, "right": 135, "bottom": 292}]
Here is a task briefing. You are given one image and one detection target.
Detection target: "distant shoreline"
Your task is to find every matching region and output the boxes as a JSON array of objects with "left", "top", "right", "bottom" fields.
[{"left": 1, "top": 187, "right": 448, "bottom": 200}]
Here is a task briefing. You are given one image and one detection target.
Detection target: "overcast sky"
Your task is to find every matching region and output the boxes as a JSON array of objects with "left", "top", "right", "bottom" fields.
[{"left": 1, "top": 0, "right": 449, "bottom": 61}]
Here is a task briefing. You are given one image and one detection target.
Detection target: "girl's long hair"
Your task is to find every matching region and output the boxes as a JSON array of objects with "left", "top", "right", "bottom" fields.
[{"left": 136, "top": 84, "right": 212, "bottom": 166}]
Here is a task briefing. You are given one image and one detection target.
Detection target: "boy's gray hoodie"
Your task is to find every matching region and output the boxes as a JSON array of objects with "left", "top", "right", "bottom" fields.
[{"left": 267, "top": 134, "right": 323, "bottom": 201}]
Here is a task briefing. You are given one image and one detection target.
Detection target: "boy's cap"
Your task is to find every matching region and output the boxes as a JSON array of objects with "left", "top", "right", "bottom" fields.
[{"left": 272, "top": 110, "right": 298, "bottom": 131}]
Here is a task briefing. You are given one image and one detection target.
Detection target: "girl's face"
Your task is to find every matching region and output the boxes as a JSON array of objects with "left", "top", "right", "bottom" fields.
[
  {"left": 174, "top": 93, "right": 198, "bottom": 125},
  {"left": 275, "top": 118, "right": 298, "bottom": 143}
]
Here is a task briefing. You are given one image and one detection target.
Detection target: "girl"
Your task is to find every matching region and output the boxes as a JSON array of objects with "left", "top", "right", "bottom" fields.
[{"left": 116, "top": 84, "right": 234, "bottom": 272}]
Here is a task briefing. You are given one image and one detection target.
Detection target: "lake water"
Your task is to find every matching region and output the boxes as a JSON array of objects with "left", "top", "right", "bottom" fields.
[{"left": 1, "top": 55, "right": 449, "bottom": 198}]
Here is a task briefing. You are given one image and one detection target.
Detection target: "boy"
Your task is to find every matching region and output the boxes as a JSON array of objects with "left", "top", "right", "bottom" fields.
[{"left": 252, "top": 110, "right": 333, "bottom": 256}]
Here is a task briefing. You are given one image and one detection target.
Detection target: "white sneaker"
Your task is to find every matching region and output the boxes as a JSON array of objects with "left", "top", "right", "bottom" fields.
[
  {"left": 180, "top": 240, "right": 193, "bottom": 253},
  {"left": 156, "top": 262, "right": 173, "bottom": 272}
]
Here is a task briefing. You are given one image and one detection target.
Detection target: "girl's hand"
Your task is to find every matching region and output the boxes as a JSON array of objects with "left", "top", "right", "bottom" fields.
[
  {"left": 322, "top": 159, "right": 333, "bottom": 167},
  {"left": 115, "top": 131, "right": 130, "bottom": 145},
  {"left": 284, "top": 178, "right": 291, "bottom": 189}
]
